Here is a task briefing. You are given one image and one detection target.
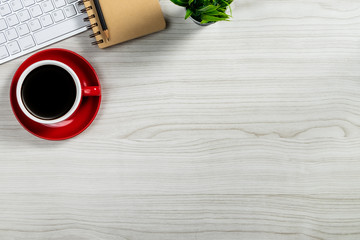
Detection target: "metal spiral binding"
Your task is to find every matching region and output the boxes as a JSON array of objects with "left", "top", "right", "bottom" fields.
[
  {"left": 84, "top": 14, "right": 95, "bottom": 21},
  {"left": 86, "top": 22, "right": 98, "bottom": 30},
  {"left": 81, "top": 6, "right": 93, "bottom": 13},
  {"left": 77, "top": 0, "right": 104, "bottom": 45},
  {"left": 89, "top": 31, "right": 101, "bottom": 38}
]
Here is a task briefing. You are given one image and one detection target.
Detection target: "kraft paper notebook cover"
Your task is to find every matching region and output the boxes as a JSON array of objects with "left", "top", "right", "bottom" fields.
[{"left": 82, "top": 0, "right": 166, "bottom": 48}]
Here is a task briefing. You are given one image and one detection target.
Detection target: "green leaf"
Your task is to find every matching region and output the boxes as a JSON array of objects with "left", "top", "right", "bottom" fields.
[
  {"left": 201, "top": 14, "right": 228, "bottom": 21},
  {"left": 170, "top": 0, "right": 189, "bottom": 7},
  {"left": 185, "top": 8, "right": 193, "bottom": 19},
  {"left": 198, "top": 5, "right": 219, "bottom": 13}
]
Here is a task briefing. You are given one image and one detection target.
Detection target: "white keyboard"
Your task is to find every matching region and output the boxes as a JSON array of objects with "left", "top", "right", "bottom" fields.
[{"left": 0, "top": 0, "right": 88, "bottom": 65}]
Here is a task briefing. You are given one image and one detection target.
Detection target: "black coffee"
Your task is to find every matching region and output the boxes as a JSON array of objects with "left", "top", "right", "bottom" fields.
[{"left": 21, "top": 65, "right": 77, "bottom": 120}]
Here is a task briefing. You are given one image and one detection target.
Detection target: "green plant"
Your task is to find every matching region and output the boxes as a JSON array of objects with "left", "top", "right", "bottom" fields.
[{"left": 170, "top": 0, "right": 233, "bottom": 24}]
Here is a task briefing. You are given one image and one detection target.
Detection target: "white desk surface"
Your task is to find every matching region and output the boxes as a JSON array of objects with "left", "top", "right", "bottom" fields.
[{"left": 1, "top": 0, "right": 360, "bottom": 239}]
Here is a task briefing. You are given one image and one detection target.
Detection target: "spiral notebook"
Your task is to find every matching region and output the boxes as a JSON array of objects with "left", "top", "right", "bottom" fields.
[{"left": 80, "top": 0, "right": 166, "bottom": 48}]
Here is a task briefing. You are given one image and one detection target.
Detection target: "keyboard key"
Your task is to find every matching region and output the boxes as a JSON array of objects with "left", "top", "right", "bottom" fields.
[
  {"left": 0, "top": 45, "right": 9, "bottom": 60},
  {"left": 17, "top": 23, "right": 29, "bottom": 36},
  {"left": 29, "top": 18, "right": 41, "bottom": 31},
  {"left": 63, "top": 4, "right": 75, "bottom": 17},
  {"left": 40, "top": 14, "right": 52, "bottom": 26},
  {"left": 0, "top": 18, "right": 7, "bottom": 30},
  {"left": 10, "top": 0, "right": 22, "bottom": 11},
  {"left": 0, "top": 32, "right": 6, "bottom": 44},
  {"left": 18, "top": 9, "right": 30, "bottom": 21},
  {"left": 34, "top": 14, "right": 85, "bottom": 44},
  {"left": 5, "top": 28, "right": 17, "bottom": 40},
  {"left": 23, "top": 0, "right": 35, "bottom": 7},
  {"left": 6, "top": 13, "right": 19, "bottom": 26},
  {"left": 41, "top": 0, "right": 53, "bottom": 12},
  {"left": 29, "top": 4, "right": 42, "bottom": 17},
  {"left": 7, "top": 40, "right": 20, "bottom": 54},
  {"left": 67, "top": 0, "right": 76, "bottom": 3},
  {"left": 53, "top": 0, "right": 65, "bottom": 8},
  {"left": 0, "top": 3, "right": 11, "bottom": 16},
  {"left": 18, "top": 35, "right": 35, "bottom": 50},
  {"left": 52, "top": 9, "right": 64, "bottom": 22}
]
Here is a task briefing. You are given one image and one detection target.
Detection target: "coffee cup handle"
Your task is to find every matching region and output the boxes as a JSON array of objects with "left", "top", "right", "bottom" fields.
[{"left": 83, "top": 86, "right": 101, "bottom": 96}]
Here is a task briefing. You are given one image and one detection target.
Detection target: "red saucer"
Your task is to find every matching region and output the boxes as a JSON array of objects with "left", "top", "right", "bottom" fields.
[{"left": 10, "top": 49, "right": 101, "bottom": 140}]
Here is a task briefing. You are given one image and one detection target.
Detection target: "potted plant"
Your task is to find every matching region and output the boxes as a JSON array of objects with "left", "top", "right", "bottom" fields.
[{"left": 170, "top": 0, "right": 233, "bottom": 26}]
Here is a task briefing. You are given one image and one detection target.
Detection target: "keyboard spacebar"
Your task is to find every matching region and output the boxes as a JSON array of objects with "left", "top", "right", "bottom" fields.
[{"left": 34, "top": 15, "right": 86, "bottom": 45}]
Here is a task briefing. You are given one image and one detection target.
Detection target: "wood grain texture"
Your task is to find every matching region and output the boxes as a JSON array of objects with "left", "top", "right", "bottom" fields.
[
  {"left": 1, "top": 139, "right": 360, "bottom": 240},
  {"left": 1, "top": 0, "right": 360, "bottom": 239}
]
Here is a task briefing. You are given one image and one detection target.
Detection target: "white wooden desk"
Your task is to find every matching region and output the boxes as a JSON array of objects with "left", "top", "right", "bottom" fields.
[{"left": 1, "top": 0, "right": 360, "bottom": 239}]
